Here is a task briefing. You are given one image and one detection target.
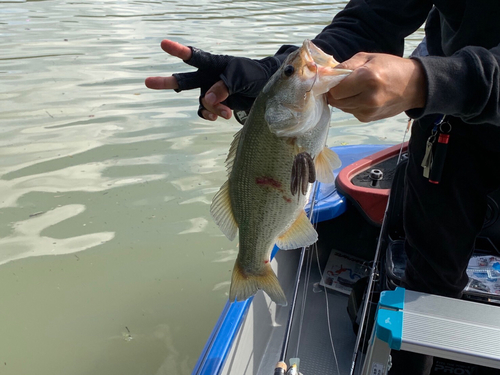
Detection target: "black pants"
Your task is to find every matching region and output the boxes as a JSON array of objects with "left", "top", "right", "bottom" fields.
[{"left": 388, "top": 117, "right": 500, "bottom": 375}]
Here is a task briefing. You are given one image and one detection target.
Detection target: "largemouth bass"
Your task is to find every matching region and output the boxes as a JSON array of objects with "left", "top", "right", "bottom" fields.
[{"left": 210, "top": 40, "right": 350, "bottom": 305}]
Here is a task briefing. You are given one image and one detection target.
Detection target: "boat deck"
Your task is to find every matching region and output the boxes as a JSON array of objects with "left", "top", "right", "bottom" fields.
[
  {"left": 221, "top": 247, "right": 362, "bottom": 375},
  {"left": 285, "top": 249, "right": 357, "bottom": 375}
]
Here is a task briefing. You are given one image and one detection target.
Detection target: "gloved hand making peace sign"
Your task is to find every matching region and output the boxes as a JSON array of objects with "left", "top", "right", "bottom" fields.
[{"left": 145, "top": 39, "right": 295, "bottom": 122}]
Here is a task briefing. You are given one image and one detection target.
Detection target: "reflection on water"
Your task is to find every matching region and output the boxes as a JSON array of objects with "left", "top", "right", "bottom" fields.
[
  {"left": 0, "top": 1, "right": 423, "bottom": 374},
  {"left": 0, "top": 204, "right": 114, "bottom": 265}
]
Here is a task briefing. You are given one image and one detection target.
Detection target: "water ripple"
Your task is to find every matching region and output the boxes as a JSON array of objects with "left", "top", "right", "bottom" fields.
[
  {"left": 0, "top": 204, "right": 114, "bottom": 266},
  {"left": 0, "top": 1, "right": 423, "bottom": 374}
]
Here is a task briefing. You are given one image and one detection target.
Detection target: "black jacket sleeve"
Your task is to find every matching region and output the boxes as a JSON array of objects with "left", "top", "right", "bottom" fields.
[
  {"left": 310, "top": 0, "right": 432, "bottom": 61},
  {"left": 269, "top": 0, "right": 500, "bottom": 127},
  {"left": 310, "top": 0, "right": 500, "bottom": 126},
  {"left": 409, "top": 46, "right": 500, "bottom": 125}
]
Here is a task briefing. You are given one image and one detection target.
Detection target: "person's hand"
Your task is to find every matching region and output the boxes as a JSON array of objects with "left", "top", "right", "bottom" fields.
[
  {"left": 145, "top": 40, "right": 232, "bottom": 121},
  {"left": 327, "top": 52, "right": 426, "bottom": 122},
  {"left": 145, "top": 39, "right": 282, "bottom": 121}
]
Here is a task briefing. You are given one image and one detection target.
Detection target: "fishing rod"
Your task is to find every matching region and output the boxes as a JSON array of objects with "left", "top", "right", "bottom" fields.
[
  {"left": 274, "top": 181, "right": 320, "bottom": 375},
  {"left": 349, "top": 119, "right": 412, "bottom": 375}
]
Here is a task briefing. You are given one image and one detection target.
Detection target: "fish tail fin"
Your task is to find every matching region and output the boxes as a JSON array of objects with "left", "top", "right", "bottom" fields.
[{"left": 229, "top": 260, "right": 287, "bottom": 306}]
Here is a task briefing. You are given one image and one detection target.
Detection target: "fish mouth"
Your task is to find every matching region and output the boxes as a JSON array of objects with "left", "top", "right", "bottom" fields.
[
  {"left": 299, "top": 40, "right": 351, "bottom": 95},
  {"left": 301, "top": 39, "right": 351, "bottom": 75}
]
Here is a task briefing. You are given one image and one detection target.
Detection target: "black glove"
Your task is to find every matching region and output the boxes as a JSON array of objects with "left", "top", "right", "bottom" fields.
[{"left": 172, "top": 45, "right": 298, "bottom": 119}]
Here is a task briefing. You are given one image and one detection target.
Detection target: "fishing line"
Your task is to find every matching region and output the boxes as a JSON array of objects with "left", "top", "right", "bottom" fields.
[
  {"left": 295, "top": 179, "right": 341, "bottom": 375},
  {"left": 350, "top": 122, "right": 411, "bottom": 375},
  {"left": 397, "top": 118, "right": 412, "bottom": 164},
  {"left": 295, "top": 228, "right": 314, "bottom": 358},
  {"left": 315, "top": 244, "right": 341, "bottom": 375},
  {"left": 295, "top": 180, "right": 322, "bottom": 359},
  {"left": 276, "top": 181, "right": 321, "bottom": 373},
  {"left": 305, "top": 63, "right": 318, "bottom": 93},
  {"left": 308, "top": 112, "right": 341, "bottom": 375},
  {"left": 308, "top": 177, "right": 341, "bottom": 373}
]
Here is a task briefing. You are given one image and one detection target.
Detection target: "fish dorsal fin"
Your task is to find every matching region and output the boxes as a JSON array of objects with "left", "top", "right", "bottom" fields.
[
  {"left": 225, "top": 128, "right": 242, "bottom": 176},
  {"left": 210, "top": 129, "right": 242, "bottom": 241},
  {"left": 315, "top": 147, "right": 341, "bottom": 184},
  {"left": 210, "top": 180, "right": 238, "bottom": 241},
  {"left": 276, "top": 210, "right": 318, "bottom": 250}
]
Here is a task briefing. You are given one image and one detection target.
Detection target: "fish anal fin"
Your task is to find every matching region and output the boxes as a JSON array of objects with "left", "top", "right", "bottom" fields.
[
  {"left": 276, "top": 210, "right": 318, "bottom": 250},
  {"left": 229, "top": 260, "right": 287, "bottom": 306},
  {"left": 210, "top": 180, "right": 238, "bottom": 241},
  {"left": 315, "top": 147, "right": 341, "bottom": 183}
]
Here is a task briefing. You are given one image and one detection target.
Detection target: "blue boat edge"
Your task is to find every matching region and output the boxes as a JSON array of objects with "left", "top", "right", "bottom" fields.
[{"left": 192, "top": 144, "right": 391, "bottom": 375}]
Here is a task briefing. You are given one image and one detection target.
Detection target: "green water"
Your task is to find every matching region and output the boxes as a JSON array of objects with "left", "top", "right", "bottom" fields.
[{"left": 0, "top": 1, "right": 423, "bottom": 374}]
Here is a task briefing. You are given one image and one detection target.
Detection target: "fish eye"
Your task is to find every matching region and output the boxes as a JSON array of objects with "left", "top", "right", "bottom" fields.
[{"left": 283, "top": 65, "right": 295, "bottom": 77}]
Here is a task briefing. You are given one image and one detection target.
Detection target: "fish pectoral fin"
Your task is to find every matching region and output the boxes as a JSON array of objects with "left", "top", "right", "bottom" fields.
[
  {"left": 276, "top": 210, "right": 318, "bottom": 250},
  {"left": 229, "top": 260, "right": 287, "bottom": 306},
  {"left": 210, "top": 180, "right": 238, "bottom": 241},
  {"left": 315, "top": 147, "right": 341, "bottom": 184}
]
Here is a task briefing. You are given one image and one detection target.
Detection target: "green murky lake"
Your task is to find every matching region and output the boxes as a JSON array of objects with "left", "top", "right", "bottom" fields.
[{"left": 0, "top": 1, "right": 423, "bottom": 373}]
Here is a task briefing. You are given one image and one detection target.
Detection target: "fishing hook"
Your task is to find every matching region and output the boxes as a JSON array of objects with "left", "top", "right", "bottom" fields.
[{"left": 305, "top": 62, "right": 318, "bottom": 94}]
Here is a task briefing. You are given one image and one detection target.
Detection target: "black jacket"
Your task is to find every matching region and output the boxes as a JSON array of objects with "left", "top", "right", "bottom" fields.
[{"left": 276, "top": 1, "right": 500, "bottom": 134}]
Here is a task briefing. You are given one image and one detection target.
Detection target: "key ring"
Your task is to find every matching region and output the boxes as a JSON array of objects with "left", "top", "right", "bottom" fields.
[
  {"left": 428, "top": 130, "right": 437, "bottom": 143},
  {"left": 439, "top": 121, "right": 452, "bottom": 134}
]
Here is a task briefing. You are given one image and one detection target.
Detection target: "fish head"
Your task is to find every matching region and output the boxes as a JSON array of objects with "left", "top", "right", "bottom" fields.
[{"left": 264, "top": 40, "right": 351, "bottom": 137}]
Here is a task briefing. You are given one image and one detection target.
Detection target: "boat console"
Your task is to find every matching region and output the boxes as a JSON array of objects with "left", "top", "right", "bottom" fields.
[{"left": 335, "top": 143, "right": 407, "bottom": 226}]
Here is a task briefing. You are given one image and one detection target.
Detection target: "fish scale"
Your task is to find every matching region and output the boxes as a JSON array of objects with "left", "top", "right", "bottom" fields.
[
  {"left": 231, "top": 107, "right": 302, "bottom": 275},
  {"left": 210, "top": 40, "right": 350, "bottom": 305}
]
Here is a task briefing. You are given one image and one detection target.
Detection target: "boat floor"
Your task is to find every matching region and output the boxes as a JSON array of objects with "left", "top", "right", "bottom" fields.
[
  {"left": 222, "top": 247, "right": 363, "bottom": 375},
  {"left": 285, "top": 249, "right": 358, "bottom": 375}
]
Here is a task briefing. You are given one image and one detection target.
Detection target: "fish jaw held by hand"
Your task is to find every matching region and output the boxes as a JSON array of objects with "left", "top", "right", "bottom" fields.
[{"left": 264, "top": 40, "right": 351, "bottom": 138}]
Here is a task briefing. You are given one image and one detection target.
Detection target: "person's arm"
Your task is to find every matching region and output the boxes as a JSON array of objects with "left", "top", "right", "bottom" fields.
[
  {"left": 146, "top": 0, "right": 433, "bottom": 122},
  {"left": 408, "top": 45, "right": 500, "bottom": 125},
  {"left": 311, "top": 0, "right": 432, "bottom": 122},
  {"left": 222, "top": 0, "right": 433, "bottom": 122},
  {"left": 323, "top": 1, "right": 500, "bottom": 126},
  {"left": 311, "top": 0, "right": 432, "bottom": 61}
]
